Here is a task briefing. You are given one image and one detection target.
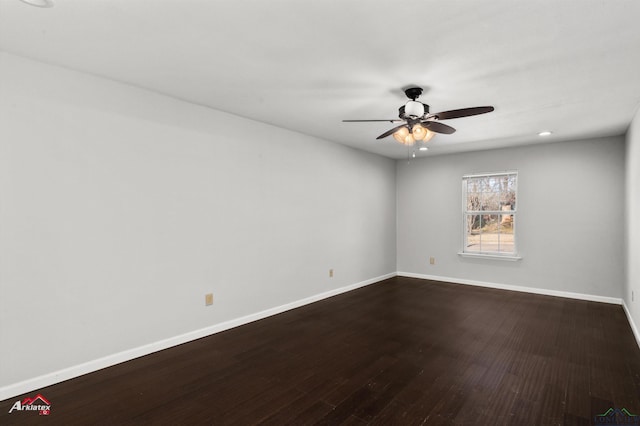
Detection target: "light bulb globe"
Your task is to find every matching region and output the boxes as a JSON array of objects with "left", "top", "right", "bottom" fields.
[
  {"left": 393, "top": 127, "right": 409, "bottom": 143},
  {"left": 423, "top": 130, "right": 435, "bottom": 142},
  {"left": 404, "top": 133, "right": 416, "bottom": 145},
  {"left": 412, "top": 124, "right": 427, "bottom": 140}
]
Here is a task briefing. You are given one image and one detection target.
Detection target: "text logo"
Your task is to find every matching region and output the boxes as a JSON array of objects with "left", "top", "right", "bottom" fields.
[
  {"left": 594, "top": 407, "right": 640, "bottom": 425},
  {"left": 8, "top": 394, "right": 51, "bottom": 416}
]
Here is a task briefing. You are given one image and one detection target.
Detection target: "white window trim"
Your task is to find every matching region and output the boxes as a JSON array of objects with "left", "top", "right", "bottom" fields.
[
  {"left": 461, "top": 171, "right": 521, "bottom": 260},
  {"left": 457, "top": 252, "right": 522, "bottom": 261}
]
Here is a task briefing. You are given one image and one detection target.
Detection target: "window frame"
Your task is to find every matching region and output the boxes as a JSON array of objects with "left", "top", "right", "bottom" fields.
[{"left": 459, "top": 171, "right": 521, "bottom": 261}]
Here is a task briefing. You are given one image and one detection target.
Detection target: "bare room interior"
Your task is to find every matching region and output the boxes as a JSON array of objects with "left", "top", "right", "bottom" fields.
[{"left": 1, "top": 0, "right": 640, "bottom": 424}]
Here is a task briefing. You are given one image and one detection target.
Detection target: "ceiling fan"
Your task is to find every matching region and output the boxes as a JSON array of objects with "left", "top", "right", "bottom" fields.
[{"left": 343, "top": 86, "right": 494, "bottom": 146}]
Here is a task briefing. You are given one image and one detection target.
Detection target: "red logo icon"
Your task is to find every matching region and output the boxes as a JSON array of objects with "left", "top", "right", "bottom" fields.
[{"left": 8, "top": 394, "right": 51, "bottom": 416}]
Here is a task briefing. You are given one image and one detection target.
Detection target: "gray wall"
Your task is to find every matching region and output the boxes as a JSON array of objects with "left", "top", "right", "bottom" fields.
[
  {"left": 0, "top": 53, "right": 397, "bottom": 389},
  {"left": 397, "top": 136, "right": 625, "bottom": 298},
  {"left": 625, "top": 106, "right": 640, "bottom": 334}
]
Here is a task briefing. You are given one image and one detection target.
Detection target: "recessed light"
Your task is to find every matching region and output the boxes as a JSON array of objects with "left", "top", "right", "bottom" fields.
[
  {"left": 419, "top": 147, "right": 428, "bottom": 151},
  {"left": 538, "top": 131, "right": 552, "bottom": 137},
  {"left": 19, "top": 0, "right": 54, "bottom": 7}
]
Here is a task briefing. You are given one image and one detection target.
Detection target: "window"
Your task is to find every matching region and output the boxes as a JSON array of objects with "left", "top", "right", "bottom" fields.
[{"left": 461, "top": 171, "right": 519, "bottom": 259}]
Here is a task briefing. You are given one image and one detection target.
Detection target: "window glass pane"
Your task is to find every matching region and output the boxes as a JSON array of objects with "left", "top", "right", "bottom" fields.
[
  {"left": 467, "top": 192, "right": 481, "bottom": 211},
  {"left": 466, "top": 179, "right": 475, "bottom": 193},
  {"left": 508, "top": 175, "right": 517, "bottom": 193},
  {"left": 501, "top": 175, "right": 516, "bottom": 210},
  {"left": 483, "top": 190, "right": 500, "bottom": 211},
  {"left": 479, "top": 177, "right": 489, "bottom": 192},
  {"left": 478, "top": 214, "right": 500, "bottom": 252},
  {"left": 465, "top": 213, "right": 481, "bottom": 252},
  {"left": 498, "top": 216, "right": 515, "bottom": 254}
]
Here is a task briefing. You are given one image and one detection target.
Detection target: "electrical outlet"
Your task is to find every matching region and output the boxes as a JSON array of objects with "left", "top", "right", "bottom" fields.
[
  {"left": 429, "top": 257, "right": 435, "bottom": 265},
  {"left": 329, "top": 269, "right": 334, "bottom": 278},
  {"left": 205, "top": 293, "right": 213, "bottom": 306}
]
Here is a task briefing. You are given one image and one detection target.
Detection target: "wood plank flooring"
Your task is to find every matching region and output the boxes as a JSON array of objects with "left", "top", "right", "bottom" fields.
[{"left": 2, "top": 276, "right": 640, "bottom": 425}]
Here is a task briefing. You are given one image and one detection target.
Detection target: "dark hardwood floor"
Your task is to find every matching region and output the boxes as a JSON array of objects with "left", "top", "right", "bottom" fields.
[{"left": 2, "top": 276, "right": 640, "bottom": 425}]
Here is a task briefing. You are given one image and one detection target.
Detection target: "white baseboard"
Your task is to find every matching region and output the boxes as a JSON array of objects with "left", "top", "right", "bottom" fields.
[
  {"left": 0, "top": 272, "right": 395, "bottom": 402},
  {"left": 397, "top": 272, "right": 623, "bottom": 305},
  {"left": 622, "top": 300, "right": 640, "bottom": 349}
]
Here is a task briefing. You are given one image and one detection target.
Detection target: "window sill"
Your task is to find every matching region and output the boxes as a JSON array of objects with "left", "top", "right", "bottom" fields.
[{"left": 458, "top": 252, "right": 522, "bottom": 261}]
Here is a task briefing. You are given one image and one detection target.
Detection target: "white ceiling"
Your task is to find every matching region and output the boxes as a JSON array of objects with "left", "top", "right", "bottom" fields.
[{"left": 1, "top": 0, "right": 639, "bottom": 159}]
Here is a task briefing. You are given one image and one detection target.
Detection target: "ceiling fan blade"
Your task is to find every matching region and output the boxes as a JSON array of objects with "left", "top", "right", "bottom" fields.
[
  {"left": 343, "top": 119, "right": 403, "bottom": 123},
  {"left": 376, "top": 124, "right": 408, "bottom": 140},
  {"left": 432, "top": 106, "right": 494, "bottom": 120},
  {"left": 422, "top": 121, "right": 456, "bottom": 134}
]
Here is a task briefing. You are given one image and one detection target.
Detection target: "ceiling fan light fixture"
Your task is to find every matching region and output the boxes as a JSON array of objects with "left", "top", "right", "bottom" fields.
[
  {"left": 18, "top": 0, "right": 54, "bottom": 7},
  {"left": 404, "top": 101, "right": 424, "bottom": 118},
  {"left": 393, "top": 126, "right": 409, "bottom": 143},
  {"left": 404, "top": 133, "right": 416, "bottom": 145},
  {"left": 423, "top": 130, "right": 435, "bottom": 142},
  {"left": 412, "top": 124, "right": 427, "bottom": 140}
]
